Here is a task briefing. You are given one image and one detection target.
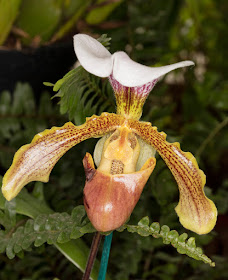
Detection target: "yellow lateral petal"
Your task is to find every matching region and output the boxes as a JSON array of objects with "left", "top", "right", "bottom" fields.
[
  {"left": 2, "top": 113, "right": 124, "bottom": 201},
  {"left": 129, "top": 119, "right": 217, "bottom": 234}
]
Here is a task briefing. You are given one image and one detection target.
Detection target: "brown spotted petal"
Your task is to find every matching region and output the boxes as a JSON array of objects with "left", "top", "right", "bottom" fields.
[
  {"left": 83, "top": 153, "right": 156, "bottom": 232},
  {"left": 129, "top": 119, "right": 217, "bottom": 234},
  {"left": 2, "top": 113, "right": 124, "bottom": 201}
]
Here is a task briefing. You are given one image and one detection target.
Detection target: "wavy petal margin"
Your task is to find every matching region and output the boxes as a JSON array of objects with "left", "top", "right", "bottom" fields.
[
  {"left": 2, "top": 113, "right": 124, "bottom": 201},
  {"left": 129, "top": 119, "right": 217, "bottom": 234}
]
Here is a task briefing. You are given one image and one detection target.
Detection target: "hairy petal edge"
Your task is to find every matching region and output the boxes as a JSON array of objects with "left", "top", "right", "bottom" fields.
[
  {"left": 129, "top": 119, "right": 217, "bottom": 234},
  {"left": 2, "top": 113, "right": 124, "bottom": 201}
]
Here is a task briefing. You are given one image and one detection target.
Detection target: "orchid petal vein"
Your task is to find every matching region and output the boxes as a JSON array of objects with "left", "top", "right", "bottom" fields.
[
  {"left": 128, "top": 119, "right": 217, "bottom": 235},
  {"left": 2, "top": 113, "right": 124, "bottom": 201}
]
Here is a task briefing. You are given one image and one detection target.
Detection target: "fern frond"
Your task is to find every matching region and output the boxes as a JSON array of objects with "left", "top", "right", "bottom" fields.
[
  {"left": 0, "top": 206, "right": 95, "bottom": 259},
  {"left": 117, "top": 216, "right": 215, "bottom": 267},
  {"left": 51, "top": 66, "right": 115, "bottom": 125},
  {"left": 45, "top": 34, "right": 114, "bottom": 124},
  {"left": 97, "top": 34, "right": 112, "bottom": 49}
]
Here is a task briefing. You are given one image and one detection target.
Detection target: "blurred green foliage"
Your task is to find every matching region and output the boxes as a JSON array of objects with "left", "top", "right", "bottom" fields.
[
  {"left": 0, "top": 0, "right": 123, "bottom": 46},
  {"left": 0, "top": 0, "right": 21, "bottom": 44},
  {"left": 0, "top": 0, "right": 228, "bottom": 279},
  {"left": 16, "top": 0, "right": 62, "bottom": 44}
]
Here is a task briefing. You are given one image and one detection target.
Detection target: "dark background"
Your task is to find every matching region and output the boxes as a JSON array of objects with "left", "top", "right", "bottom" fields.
[{"left": 0, "top": 0, "right": 227, "bottom": 279}]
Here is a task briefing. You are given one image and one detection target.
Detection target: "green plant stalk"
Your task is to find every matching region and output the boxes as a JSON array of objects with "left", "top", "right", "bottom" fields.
[{"left": 98, "top": 232, "right": 113, "bottom": 280}]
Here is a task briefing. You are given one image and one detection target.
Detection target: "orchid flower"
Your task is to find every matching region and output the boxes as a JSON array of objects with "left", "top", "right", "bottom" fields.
[{"left": 2, "top": 34, "right": 217, "bottom": 235}]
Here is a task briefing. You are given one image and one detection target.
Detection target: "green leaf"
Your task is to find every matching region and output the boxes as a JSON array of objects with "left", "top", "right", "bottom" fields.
[
  {"left": 0, "top": 188, "right": 53, "bottom": 219},
  {"left": 0, "top": 90, "right": 11, "bottom": 115},
  {"left": 118, "top": 217, "right": 215, "bottom": 267},
  {"left": 137, "top": 216, "right": 150, "bottom": 236},
  {"left": 0, "top": 206, "right": 93, "bottom": 258},
  {"left": 80, "top": 222, "right": 96, "bottom": 234},
  {"left": 52, "top": 0, "right": 92, "bottom": 42},
  {"left": 32, "top": 182, "right": 45, "bottom": 201},
  {"left": 43, "top": 82, "right": 55, "bottom": 87},
  {"left": 4, "top": 199, "right": 16, "bottom": 229},
  {"left": 150, "top": 222, "right": 160, "bottom": 238},
  {"left": 16, "top": 0, "right": 62, "bottom": 44},
  {"left": 71, "top": 205, "right": 87, "bottom": 225},
  {"left": 0, "top": 0, "right": 21, "bottom": 45},
  {"left": 10, "top": 83, "right": 36, "bottom": 117},
  {"left": 138, "top": 216, "right": 150, "bottom": 227},
  {"left": 86, "top": 0, "right": 123, "bottom": 25},
  {"left": 0, "top": 180, "right": 102, "bottom": 280},
  {"left": 56, "top": 240, "right": 102, "bottom": 280}
]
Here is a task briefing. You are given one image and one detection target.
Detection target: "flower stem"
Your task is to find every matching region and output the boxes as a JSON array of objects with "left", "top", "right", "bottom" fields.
[
  {"left": 82, "top": 232, "right": 102, "bottom": 280},
  {"left": 98, "top": 232, "right": 113, "bottom": 280}
]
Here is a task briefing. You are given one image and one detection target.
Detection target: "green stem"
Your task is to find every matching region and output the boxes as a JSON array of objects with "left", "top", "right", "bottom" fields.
[{"left": 98, "top": 232, "right": 113, "bottom": 280}]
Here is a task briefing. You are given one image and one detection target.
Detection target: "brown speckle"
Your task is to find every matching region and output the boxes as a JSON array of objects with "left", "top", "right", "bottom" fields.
[{"left": 110, "top": 160, "right": 124, "bottom": 175}]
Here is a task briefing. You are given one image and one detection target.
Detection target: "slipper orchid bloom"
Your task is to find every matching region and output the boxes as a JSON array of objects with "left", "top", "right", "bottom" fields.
[{"left": 2, "top": 34, "right": 217, "bottom": 235}]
